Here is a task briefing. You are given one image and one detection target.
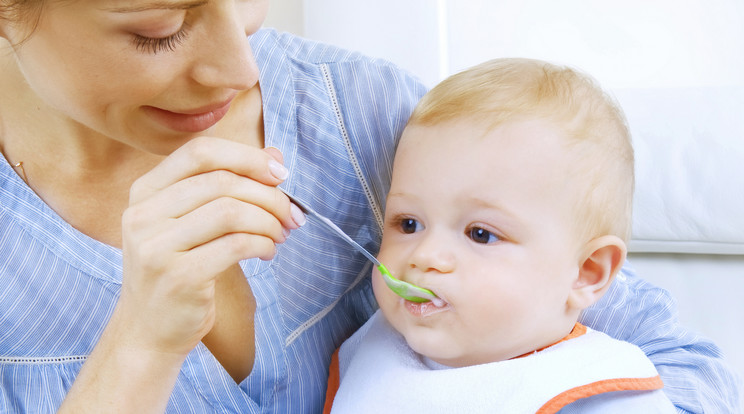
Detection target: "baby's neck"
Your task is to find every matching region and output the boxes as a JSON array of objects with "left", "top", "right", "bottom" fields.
[{"left": 421, "top": 323, "right": 586, "bottom": 369}]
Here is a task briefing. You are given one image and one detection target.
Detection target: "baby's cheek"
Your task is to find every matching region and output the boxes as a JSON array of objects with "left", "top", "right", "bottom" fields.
[
  {"left": 370, "top": 271, "right": 389, "bottom": 303},
  {"left": 371, "top": 272, "right": 399, "bottom": 315}
]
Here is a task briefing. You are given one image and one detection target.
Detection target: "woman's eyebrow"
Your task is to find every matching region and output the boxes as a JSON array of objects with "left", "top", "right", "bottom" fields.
[{"left": 104, "top": 0, "right": 208, "bottom": 13}]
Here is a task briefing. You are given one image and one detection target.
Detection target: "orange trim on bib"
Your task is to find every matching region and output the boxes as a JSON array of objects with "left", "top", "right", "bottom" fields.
[
  {"left": 512, "top": 323, "right": 587, "bottom": 359},
  {"left": 323, "top": 348, "right": 341, "bottom": 414},
  {"left": 536, "top": 375, "right": 664, "bottom": 414}
]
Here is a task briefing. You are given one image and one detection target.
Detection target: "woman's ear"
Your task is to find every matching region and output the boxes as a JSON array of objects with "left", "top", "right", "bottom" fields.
[{"left": 567, "top": 235, "right": 627, "bottom": 311}]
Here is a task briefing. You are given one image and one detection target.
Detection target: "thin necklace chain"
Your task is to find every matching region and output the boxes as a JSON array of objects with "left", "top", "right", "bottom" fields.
[
  {"left": 12, "top": 161, "right": 28, "bottom": 183},
  {"left": 0, "top": 141, "right": 29, "bottom": 183}
]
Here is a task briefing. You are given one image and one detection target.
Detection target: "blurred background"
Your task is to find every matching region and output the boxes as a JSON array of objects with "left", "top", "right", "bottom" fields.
[{"left": 264, "top": 0, "right": 744, "bottom": 383}]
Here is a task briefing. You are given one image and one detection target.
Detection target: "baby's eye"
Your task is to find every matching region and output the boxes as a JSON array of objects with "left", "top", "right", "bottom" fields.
[
  {"left": 399, "top": 218, "right": 421, "bottom": 234},
  {"left": 468, "top": 227, "right": 499, "bottom": 244}
]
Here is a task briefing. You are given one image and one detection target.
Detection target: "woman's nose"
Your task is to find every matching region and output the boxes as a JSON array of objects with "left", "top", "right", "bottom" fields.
[
  {"left": 407, "top": 231, "right": 456, "bottom": 274},
  {"left": 189, "top": 10, "right": 260, "bottom": 90}
]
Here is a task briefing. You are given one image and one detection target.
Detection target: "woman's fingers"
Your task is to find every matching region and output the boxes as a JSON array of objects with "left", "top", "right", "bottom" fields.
[
  {"left": 185, "top": 231, "right": 279, "bottom": 270},
  {"left": 131, "top": 136, "right": 288, "bottom": 204},
  {"left": 134, "top": 169, "right": 298, "bottom": 231},
  {"left": 124, "top": 198, "right": 284, "bottom": 277},
  {"left": 169, "top": 196, "right": 287, "bottom": 253},
  {"left": 125, "top": 136, "right": 301, "bottom": 260},
  {"left": 263, "top": 146, "right": 284, "bottom": 164}
]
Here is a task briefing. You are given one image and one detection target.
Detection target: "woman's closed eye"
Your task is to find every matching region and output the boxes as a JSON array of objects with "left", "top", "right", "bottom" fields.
[{"left": 132, "top": 23, "right": 191, "bottom": 54}]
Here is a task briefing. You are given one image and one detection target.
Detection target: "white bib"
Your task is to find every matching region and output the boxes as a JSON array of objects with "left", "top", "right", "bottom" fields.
[{"left": 331, "top": 311, "right": 663, "bottom": 413}]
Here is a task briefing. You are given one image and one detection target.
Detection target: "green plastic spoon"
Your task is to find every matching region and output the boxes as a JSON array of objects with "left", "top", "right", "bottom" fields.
[{"left": 280, "top": 188, "right": 438, "bottom": 303}]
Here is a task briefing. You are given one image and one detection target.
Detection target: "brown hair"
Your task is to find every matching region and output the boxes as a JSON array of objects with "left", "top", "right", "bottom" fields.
[{"left": 1, "top": 0, "right": 45, "bottom": 44}]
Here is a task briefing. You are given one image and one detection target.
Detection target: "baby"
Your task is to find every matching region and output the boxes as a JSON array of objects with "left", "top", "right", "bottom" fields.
[{"left": 326, "top": 58, "right": 676, "bottom": 413}]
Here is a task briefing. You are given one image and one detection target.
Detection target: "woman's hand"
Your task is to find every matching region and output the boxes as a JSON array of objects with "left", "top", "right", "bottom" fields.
[
  {"left": 119, "top": 137, "right": 299, "bottom": 356},
  {"left": 60, "top": 138, "right": 301, "bottom": 413}
]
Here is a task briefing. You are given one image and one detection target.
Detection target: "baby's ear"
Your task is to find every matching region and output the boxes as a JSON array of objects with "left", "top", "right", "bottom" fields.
[{"left": 567, "top": 236, "right": 627, "bottom": 310}]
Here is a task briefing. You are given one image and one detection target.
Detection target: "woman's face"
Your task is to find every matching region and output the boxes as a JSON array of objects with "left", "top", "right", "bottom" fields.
[{"left": 3, "top": 0, "right": 268, "bottom": 154}]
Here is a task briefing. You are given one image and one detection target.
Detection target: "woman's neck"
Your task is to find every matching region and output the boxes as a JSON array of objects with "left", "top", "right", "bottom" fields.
[{"left": 0, "top": 47, "right": 157, "bottom": 246}]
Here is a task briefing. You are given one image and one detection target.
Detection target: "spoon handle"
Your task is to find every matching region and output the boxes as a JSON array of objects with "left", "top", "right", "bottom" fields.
[
  {"left": 279, "top": 187, "right": 438, "bottom": 303},
  {"left": 279, "top": 188, "right": 381, "bottom": 266}
]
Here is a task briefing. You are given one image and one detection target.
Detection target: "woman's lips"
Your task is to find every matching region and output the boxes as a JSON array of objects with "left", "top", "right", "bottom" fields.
[{"left": 144, "top": 97, "right": 234, "bottom": 133}]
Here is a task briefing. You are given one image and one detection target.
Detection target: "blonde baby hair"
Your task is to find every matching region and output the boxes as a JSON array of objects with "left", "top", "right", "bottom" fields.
[{"left": 407, "top": 58, "right": 634, "bottom": 243}]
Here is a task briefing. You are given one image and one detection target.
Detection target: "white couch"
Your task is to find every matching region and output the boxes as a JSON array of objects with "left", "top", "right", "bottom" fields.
[{"left": 615, "top": 86, "right": 744, "bottom": 381}]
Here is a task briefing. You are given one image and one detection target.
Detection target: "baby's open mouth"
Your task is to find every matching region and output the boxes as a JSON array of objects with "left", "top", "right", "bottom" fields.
[{"left": 403, "top": 294, "right": 450, "bottom": 317}]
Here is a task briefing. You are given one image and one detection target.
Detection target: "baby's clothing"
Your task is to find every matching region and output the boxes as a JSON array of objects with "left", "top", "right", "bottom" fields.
[{"left": 328, "top": 311, "right": 676, "bottom": 413}]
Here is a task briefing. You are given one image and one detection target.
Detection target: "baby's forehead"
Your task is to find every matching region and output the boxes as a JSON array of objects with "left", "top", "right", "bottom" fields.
[
  {"left": 399, "top": 119, "right": 577, "bottom": 184},
  {"left": 403, "top": 115, "right": 573, "bottom": 152}
]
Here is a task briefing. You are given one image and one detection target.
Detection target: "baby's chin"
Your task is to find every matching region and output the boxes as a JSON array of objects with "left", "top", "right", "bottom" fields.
[
  {"left": 409, "top": 338, "right": 506, "bottom": 368},
  {"left": 416, "top": 350, "right": 467, "bottom": 368},
  {"left": 403, "top": 334, "right": 464, "bottom": 367}
]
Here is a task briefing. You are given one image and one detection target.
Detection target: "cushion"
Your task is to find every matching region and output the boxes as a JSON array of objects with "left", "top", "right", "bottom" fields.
[{"left": 614, "top": 86, "right": 744, "bottom": 254}]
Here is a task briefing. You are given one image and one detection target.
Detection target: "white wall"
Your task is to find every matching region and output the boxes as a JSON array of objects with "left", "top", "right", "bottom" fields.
[
  {"left": 265, "top": 0, "right": 744, "bottom": 89},
  {"left": 265, "top": 0, "right": 304, "bottom": 37},
  {"left": 265, "top": 0, "right": 445, "bottom": 86},
  {"left": 445, "top": 0, "right": 744, "bottom": 89}
]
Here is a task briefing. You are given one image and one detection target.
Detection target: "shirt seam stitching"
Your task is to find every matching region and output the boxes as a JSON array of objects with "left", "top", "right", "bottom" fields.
[
  {"left": 0, "top": 355, "right": 88, "bottom": 365},
  {"left": 285, "top": 261, "right": 372, "bottom": 347},
  {"left": 319, "top": 63, "right": 384, "bottom": 231}
]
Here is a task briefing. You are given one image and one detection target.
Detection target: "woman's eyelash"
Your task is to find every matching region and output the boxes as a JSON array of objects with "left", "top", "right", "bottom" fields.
[{"left": 132, "top": 24, "right": 190, "bottom": 54}]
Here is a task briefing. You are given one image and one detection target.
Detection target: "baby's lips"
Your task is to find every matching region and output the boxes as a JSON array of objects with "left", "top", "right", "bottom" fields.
[
  {"left": 406, "top": 281, "right": 447, "bottom": 308},
  {"left": 403, "top": 295, "right": 451, "bottom": 317},
  {"left": 421, "top": 288, "right": 447, "bottom": 307},
  {"left": 429, "top": 295, "right": 447, "bottom": 308}
]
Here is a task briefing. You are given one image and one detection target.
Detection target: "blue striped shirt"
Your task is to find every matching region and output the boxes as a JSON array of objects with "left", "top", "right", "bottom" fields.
[{"left": 0, "top": 28, "right": 740, "bottom": 413}]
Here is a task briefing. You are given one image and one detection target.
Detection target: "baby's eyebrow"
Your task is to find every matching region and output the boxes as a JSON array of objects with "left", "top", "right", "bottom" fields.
[
  {"left": 463, "top": 195, "right": 515, "bottom": 216},
  {"left": 103, "top": 0, "right": 208, "bottom": 13}
]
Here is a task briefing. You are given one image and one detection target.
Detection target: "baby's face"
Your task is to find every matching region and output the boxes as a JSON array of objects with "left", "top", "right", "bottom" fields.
[{"left": 373, "top": 118, "right": 584, "bottom": 367}]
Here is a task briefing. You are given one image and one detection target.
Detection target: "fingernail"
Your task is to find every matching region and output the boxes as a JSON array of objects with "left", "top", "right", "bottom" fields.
[
  {"left": 290, "top": 203, "right": 306, "bottom": 227},
  {"left": 268, "top": 160, "right": 289, "bottom": 181}
]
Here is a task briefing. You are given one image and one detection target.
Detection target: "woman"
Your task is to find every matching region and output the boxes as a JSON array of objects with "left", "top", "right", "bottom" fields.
[{"left": 0, "top": 1, "right": 739, "bottom": 412}]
